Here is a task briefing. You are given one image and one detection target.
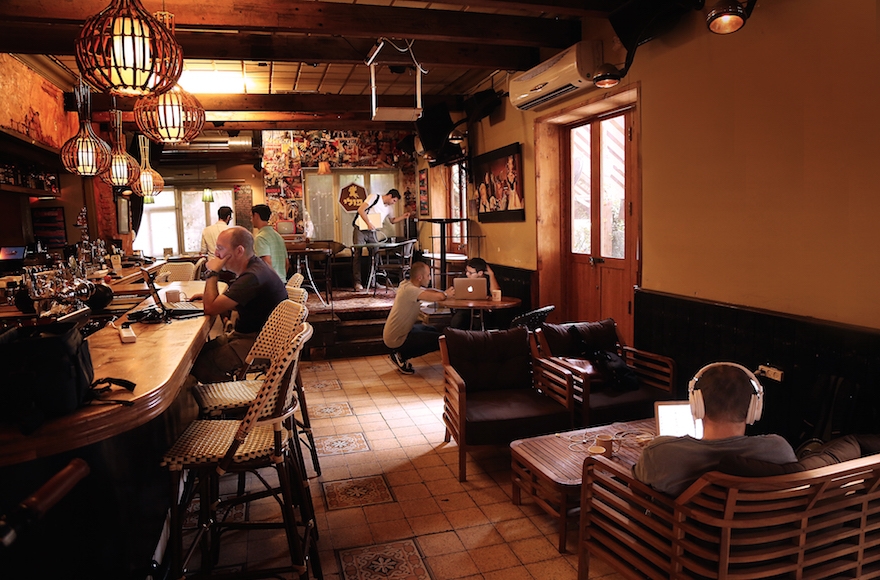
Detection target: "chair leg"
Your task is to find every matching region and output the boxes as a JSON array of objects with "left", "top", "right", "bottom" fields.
[
  {"left": 169, "top": 470, "right": 184, "bottom": 579},
  {"left": 275, "top": 452, "right": 309, "bottom": 578},
  {"left": 295, "top": 374, "right": 322, "bottom": 476}
]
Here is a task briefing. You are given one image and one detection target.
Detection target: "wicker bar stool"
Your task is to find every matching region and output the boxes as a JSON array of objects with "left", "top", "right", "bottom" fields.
[
  {"left": 287, "top": 272, "right": 304, "bottom": 290},
  {"left": 192, "top": 299, "right": 321, "bottom": 476},
  {"left": 287, "top": 286, "right": 308, "bottom": 304},
  {"left": 163, "top": 323, "right": 319, "bottom": 579}
]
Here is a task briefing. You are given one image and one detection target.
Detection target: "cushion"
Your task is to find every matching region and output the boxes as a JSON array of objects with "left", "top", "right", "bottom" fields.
[
  {"left": 443, "top": 327, "right": 532, "bottom": 393},
  {"left": 540, "top": 323, "right": 580, "bottom": 357},
  {"left": 464, "top": 389, "right": 571, "bottom": 445},
  {"left": 569, "top": 318, "right": 619, "bottom": 356},
  {"left": 718, "top": 435, "right": 864, "bottom": 477}
]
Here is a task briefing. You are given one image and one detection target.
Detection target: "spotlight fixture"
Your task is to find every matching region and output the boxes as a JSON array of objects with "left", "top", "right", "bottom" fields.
[
  {"left": 61, "top": 80, "right": 112, "bottom": 176},
  {"left": 134, "top": 84, "right": 205, "bottom": 143},
  {"left": 707, "top": 0, "right": 755, "bottom": 35},
  {"left": 592, "top": 63, "right": 624, "bottom": 89},
  {"left": 99, "top": 109, "right": 141, "bottom": 187},
  {"left": 202, "top": 187, "right": 214, "bottom": 203},
  {"left": 131, "top": 134, "right": 164, "bottom": 197},
  {"left": 75, "top": 0, "right": 184, "bottom": 97}
]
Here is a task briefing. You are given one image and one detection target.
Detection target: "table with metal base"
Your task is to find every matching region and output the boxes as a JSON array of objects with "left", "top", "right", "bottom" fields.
[
  {"left": 510, "top": 417, "right": 655, "bottom": 553},
  {"left": 437, "top": 296, "right": 521, "bottom": 330},
  {"left": 420, "top": 217, "right": 467, "bottom": 287},
  {"left": 287, "top": 247, "right": 331, "bottom": 305}
]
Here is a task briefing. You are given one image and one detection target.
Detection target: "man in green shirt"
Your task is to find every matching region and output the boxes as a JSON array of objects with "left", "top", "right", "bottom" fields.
[{"left": 252, "top": 204, "right": 289, "bottom": 281}]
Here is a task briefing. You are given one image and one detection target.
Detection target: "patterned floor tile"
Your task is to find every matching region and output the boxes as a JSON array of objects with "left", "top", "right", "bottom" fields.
[
  {"left": 302, "top": 378, "right": 342, "bottom": 393},
  {"left": 324, "top": 475, "right": 394, "bottom": 510},
  {"left": 315, "top": 432, "right": 371, "bottom": 455},
  {"left": 339, "top": 539, "right": 429, "bottom": 580},
  {"left": 312, "top": 401, "right": 354, "bottom": 418},
  {"left": 302, "top": 361, "right": 334, "bottom": 372},
  {"left": 184, "top": 497, "right": 246, "bottom": 528}
]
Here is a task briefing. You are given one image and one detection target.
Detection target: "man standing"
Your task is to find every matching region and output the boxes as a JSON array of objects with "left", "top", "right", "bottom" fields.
[
  {"left": 252, "top": 204, "right": 289, "bottom": 281},
  {"left": 190, "top": 226, "right": 288, "bottom": 383},
  {"left": 351, "top": 188, "right": 410, "bottom": 292},
  {"left": 634, "top": 363, "right": 796, "bottom": 496},
  {"left": 200, "top": 206, "right": 233, "bottom": 258},
  {"left": 383, "top": 261, "right": 445, "bottom": 374}
]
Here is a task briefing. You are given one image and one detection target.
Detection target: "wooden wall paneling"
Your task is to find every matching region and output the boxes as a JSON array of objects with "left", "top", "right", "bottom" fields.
[{"left": 534, "top": 121, "right": 564, "bottom": 322}]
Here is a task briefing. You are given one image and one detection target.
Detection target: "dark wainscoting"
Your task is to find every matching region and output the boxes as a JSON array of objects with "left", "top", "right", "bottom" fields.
[
  {"left": 489, "top": 264, "right": 533, "bottom": 328},
  {"left": 634, "top": 289, "right": 880, "bottom": 447}
]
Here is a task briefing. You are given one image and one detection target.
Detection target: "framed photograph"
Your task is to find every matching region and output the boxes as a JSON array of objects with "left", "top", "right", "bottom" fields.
[
  {"left": 473, "top": 143, "right": 525, "bottom": 223},
  {"left": 116, "top": 195, "right": 131, "bottom": 235},
  {"left": 418, "top": 168, "right": 429, "bottom": 216}
]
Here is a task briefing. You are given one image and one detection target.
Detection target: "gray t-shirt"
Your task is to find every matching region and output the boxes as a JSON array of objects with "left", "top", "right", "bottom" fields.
[
  {"left": 633, "top": 434, "right": 797, "bottom": 496},
  {"left": 382, "top": 280, "right": 424, "bottom": 349}
]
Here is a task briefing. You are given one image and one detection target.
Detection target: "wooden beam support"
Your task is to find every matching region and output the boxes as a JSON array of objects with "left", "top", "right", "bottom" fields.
[
  {"left": 0, "top": 23, "right": 541, "bottom": 71},
  {"left": 0, "top": 0, "right": 581, "bottom": 48}
]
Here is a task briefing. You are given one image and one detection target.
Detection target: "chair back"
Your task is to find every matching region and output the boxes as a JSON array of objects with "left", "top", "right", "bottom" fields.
[
  {"left": 509, "top": 305, "right": 555, "bottom": 330},
  {"left": 158, "top": 261, "right": 196, "bottom": 282},
  {"left": 192, "top": 257, "right": 207, "bottom": 279},
  {"left": 538, "top": 318, "right": 619, "bottom": 358},
  {"left": 287, "top": 286, "right": 308, "bottom": 304},
  {"left": 286, "top": 272, "right": 304, "bottom": 289},
  {"left": 244, "top": 300, "right": 308, "bottom": 367},
  {"left": 441, "top": 327, "right": 533, "bottom": 392}
]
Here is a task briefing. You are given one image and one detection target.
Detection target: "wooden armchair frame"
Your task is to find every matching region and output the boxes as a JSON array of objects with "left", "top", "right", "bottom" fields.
[
  {"left": 440, "top": 332, "right": 574, "bottom": 481},
  {"left": 532, "top": 324, "right": 676, "bottom": 426}
]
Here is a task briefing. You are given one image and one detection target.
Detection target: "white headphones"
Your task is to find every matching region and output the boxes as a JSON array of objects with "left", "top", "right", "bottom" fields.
[{"left": 688, "top": 362, "right": 764, "bottom": 425}]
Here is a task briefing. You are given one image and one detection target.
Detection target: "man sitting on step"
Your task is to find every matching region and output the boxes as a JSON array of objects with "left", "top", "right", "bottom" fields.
[{"left": 382, "top": 261, "right": 445, "bottom": 374}]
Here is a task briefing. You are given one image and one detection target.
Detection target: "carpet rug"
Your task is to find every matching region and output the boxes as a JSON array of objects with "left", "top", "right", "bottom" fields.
[
  {"left": 339, "top": 540, "right": 429, "bottom": 580},
  {"left": 323, "top": 475, "right": 394, "bottom": 510}
]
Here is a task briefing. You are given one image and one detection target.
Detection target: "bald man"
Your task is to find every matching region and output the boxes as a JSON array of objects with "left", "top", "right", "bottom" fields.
[
  {"left": 190, "top": 226, "right": 288, "bottom": 383},
  {"left": 383, "top": 261, "right": 445, "bottom": 374}
]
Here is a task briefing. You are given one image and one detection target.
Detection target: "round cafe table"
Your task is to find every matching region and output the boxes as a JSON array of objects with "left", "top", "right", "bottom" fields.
[{"left": 437, "top": 295, "right": 521, "bottom": 330}]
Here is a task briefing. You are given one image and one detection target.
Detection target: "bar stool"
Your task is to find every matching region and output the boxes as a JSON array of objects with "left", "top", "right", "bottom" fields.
[
  {"left": 287, "top": 286, "right": 308, "bottom": 304},
  {"left": 287, "top": 272, "right": 304, "bottom": 290},
  {"left": 192, "top": 299, "right": 321, "bottom": 476},
  {"left": 162, "top": 323, "right": 319, "bottom": 579}
]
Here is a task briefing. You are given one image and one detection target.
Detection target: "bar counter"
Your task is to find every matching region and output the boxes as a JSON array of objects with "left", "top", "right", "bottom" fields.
[
  {"left": 0, "top": 280, "right": 213, "bottom": 579},
  {"left": 0, "top": 280, "right": 211, "bottom": 467}
]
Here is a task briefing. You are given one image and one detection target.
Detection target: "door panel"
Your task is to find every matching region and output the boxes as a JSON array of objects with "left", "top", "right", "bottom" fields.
[{"left": 567, "top": 111, "right": 638, "bottom": 344}]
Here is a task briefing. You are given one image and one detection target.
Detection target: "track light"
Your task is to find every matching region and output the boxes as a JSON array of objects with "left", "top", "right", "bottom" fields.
[
  {"left": 593, "top": 63, "right": 624, "bottom": 89},
  {"left": 707, "top": 0, "right": 752, "bottom": 35}
]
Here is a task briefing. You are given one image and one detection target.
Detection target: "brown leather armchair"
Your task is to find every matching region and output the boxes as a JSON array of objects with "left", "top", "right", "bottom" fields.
[
  {"left": 532, "top": 318, "right": 676, "bottom": 426},
  {"left": 440, "top": 326, "right": 574, "bottom": 481}
]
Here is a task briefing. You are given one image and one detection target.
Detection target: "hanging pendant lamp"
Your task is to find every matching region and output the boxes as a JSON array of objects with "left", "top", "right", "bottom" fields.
[
  {"left": 131, "top": 134, "right": 164, "bottom": 196},
  {"left": 75, "top": 0, "right": 183, "bottom": 97},
  {"left": 202, "top": 187, "right": 214, "bottom": 203},
  {"left": 134, "top": 83, "right": 205, "bottom": 143},
  {"left": 61, "top": 80, "right": 112, "bottom": 176},
  {"left": 99, "top": 109, "right": 141, "bottom": 188}
]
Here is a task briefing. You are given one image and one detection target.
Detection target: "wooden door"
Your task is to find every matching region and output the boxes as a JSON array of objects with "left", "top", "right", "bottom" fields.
[{"left": 567, "top": 110, "right": 640, "bottom": 344}]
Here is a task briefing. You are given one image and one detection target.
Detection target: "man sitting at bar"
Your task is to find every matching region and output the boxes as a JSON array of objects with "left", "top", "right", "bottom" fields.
[
  {"left": 633, "top": 363, "right": 796, "bottom": 496},
  {"left": 383, "top": 261, "right": 446, "bottom": 374},
  {"left": 190, "top": 226, "right": 288, "bottom": 383}
]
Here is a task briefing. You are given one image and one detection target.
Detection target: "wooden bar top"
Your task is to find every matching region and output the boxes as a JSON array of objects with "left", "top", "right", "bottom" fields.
[{"left": 0, "top": 281, "right": 212, "bottom": 467}]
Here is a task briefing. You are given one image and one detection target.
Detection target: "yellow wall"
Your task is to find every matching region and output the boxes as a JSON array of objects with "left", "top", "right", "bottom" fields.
[{"left": 480, "top": 0, "right": 880, "bottom": 329}]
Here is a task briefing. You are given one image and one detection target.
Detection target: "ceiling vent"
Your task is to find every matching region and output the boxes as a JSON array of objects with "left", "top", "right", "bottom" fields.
[
  {"left": 508, "top": 41, "right": 600, "bottom": 111},
  {"left": 161, "top": 165, "right": 217, "bottom": 183}
]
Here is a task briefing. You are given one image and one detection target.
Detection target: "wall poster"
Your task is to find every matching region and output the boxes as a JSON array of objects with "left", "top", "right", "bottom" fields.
[
  {"left": 418, "top": 168, "right": 429, "bottom": 216},
  {"left": 473, "top": 143, "right": 525, "bottom": 223}
]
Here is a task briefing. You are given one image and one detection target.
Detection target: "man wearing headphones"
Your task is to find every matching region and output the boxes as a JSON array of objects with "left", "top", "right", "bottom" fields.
[{"left": 633, "top": 363, "right": 796, "bottom": 496}]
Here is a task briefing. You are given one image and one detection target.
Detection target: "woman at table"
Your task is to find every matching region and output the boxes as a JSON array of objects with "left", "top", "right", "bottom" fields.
[{"left": 446, "top": 258, "right": 501, "bottom": 329}]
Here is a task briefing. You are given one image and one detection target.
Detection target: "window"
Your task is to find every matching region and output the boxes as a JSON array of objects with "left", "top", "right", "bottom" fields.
[
  {"left": 570, "top": 114, "right": 627, "bottom": 259},
  {"left": 303, "top": 169, "right": 399, "bottom": 245},
  {"left": 132, "top": 187, "right": 235, "bottom": 257},
  {"left": 448, "top": 162, "right": 467, "bottom": 250}
]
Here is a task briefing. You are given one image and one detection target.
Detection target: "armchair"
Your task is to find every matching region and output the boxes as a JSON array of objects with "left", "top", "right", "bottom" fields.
[
  {"left": 440, "top": 327, "right": 574, "bottom": 481},
  {"left": 532, "top": 318, "right": 675, "bottom": 426}
]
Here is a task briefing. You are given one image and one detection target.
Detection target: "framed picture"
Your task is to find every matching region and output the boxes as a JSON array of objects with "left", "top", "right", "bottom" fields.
[
  {"left": 473, "top": 143, "right": 525, "bottom": 223},
  {"left": 418, "top": 168, "right": 429, "bottom": 216},
  {"left": 116, "top": 195, "right": 131, "bottom": 235}
]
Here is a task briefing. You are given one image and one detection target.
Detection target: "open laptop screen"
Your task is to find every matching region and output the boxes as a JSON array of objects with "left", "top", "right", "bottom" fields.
[
  {"left": 655, "top": 401, "right": 703, "bottom": 438},
  {"left": 453, "top": 276, "right": 488, "bottom": 300}
]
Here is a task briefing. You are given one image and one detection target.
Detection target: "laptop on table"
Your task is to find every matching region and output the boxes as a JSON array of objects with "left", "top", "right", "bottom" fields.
[
  {"left": 453, "top": 276, "right": 488, "bottom": 300},
  {"left": 138, "top": 268, "right": 204, "bottom": 318},
  {"left": 654, "top": 400, "right": 703, "bottom": 438}
]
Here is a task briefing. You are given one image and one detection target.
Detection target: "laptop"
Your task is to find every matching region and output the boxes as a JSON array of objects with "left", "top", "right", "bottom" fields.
[
  {"left": 453, "top": 276, "right": 488, "bottom": 300},
  {"left": 138, "top": 268, "right": 205, "bottom": 318},
  {"left": 655, "top": 401, "right": 703, "bottom": 438}
]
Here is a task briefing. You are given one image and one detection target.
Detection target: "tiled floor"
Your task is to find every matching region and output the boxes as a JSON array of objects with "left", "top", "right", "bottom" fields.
[{"left": 210, "top": 351, "right": 625, "bottom": 579}]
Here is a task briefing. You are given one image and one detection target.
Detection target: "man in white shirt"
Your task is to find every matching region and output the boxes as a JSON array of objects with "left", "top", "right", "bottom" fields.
[
  {"left": 200, "top": 206, "right": 233, "bottom": 258},
  {"left": 351, "top": 188, "right": 410, "bottom": 291}
]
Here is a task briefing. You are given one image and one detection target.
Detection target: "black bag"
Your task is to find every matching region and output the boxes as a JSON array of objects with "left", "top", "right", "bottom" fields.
[
  {"left": 0, "top": 322, "right": 95, "bottom": 432},
  {"left": 591, "top": 350, "right": 639, "bottom": 393}
]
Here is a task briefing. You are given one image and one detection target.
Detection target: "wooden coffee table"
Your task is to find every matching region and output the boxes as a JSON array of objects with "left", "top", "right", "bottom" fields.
[{"left": 510, "top": 418, "right": 655, "bottom": 552}]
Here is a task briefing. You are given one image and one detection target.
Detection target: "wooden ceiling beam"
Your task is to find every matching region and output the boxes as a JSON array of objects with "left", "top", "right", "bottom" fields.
[
  {"left": 417, "top": 0, "right": 622, "bottom": 17},
  {"left": 0, "top": 0, "right": 581, "bottom": 48},
  {"left": 0, "top": 24, "right": 540, "bottom": 71}
]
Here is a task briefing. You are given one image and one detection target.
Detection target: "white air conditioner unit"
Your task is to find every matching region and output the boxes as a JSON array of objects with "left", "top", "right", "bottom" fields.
[
  {"left": 508, "top": 41, "right": 600, "bottom": 111},
  {"left": 161, "top": 165, "right": 217, "bottom": 183}
]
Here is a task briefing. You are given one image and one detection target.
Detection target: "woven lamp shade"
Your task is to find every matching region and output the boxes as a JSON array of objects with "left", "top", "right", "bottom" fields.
[
  {"left": 75, "top": 0, "right": 183, "bottom": 97},
  {"left": 61, "top": 81, "right": 112, "bottom": 176},
  {"left": 99, "top": 110, "right": 141, "bottom": 187},
  {"left": 131, "top": 134, "right": 165, "bottom": 196},
  {"left": 134, "top": 84, "right": 205, "bottom": 143}
]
